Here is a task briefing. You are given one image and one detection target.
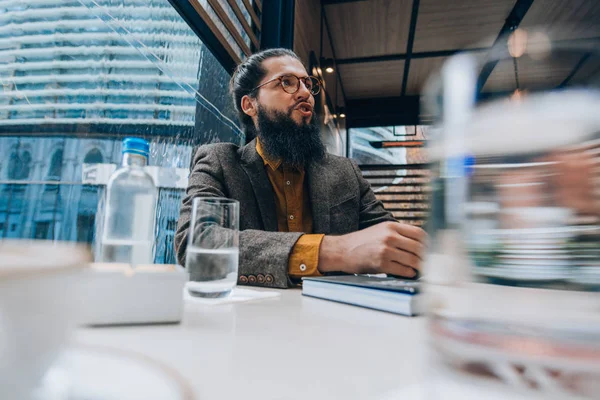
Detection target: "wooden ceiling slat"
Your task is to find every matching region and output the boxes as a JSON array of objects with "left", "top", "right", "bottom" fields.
[
  {"left": 559, "top": 53, "right": 593, "bottom": 87},
  {"left": 324, "top": 0, "right": 412, "bottom": 59},
  {"left": 323, "top": 0, "right": 598, "bottom": 104},
  {"left": 407, "top": 52, "right": 486, "bottom": 96},
  {"left": 339, "top": 61, "right": 405, "bottom": 98},
  {"left": 483, "top": 54, "right": 581, "bottom": 92},
  {"left": 405, "top": 52, "right": 488, "bottom": 96},
  {"left": 412, "top": 0, "right": 516, "bottom": 52},
  {"left": 568, "top": 56, "right": 600, "bottom": 87},
  {"left": 519, "top": 0, "right": 600, "bottom": 41},
  {"left": 404, "top": 56, "right": 446, "bottom": 96}
]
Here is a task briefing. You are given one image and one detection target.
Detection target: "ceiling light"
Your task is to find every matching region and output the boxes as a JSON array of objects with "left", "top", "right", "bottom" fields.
[
  {"left": 508, "top": 28, "right": 527, "bottom": 58},
  {"left": 321, "top": 58, "right": 335, "bottom": 74}
]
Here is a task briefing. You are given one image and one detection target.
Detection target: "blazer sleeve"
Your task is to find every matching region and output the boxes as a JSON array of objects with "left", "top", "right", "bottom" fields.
[
  {"left": 175, "top": 145, "right": 227, "bottom": 268},
  {"left": 175, "top": 145, "right": 302, "bottom": 289},
  {"left": 349, "top": 159, "right": 396, "bottom": 229}
]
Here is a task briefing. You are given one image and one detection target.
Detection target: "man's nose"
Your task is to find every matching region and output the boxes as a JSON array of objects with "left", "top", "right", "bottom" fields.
[{"left": 296, "top": 79, "right": 312, "bottom": 98}]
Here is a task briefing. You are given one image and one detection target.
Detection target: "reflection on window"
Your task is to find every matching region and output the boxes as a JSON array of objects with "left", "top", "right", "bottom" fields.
[
  {"left": 349, "top": 126, "right": 428, "bottom": 165},
  {"left": 77, "top": 214, "right": 95, "bottom": 243},
  {"left": 166, "top": 219, "right": 177, "bottom": 231},
  {"left": 0, "top": 0, "right": 243, "bottom": 264},
  {"left": 84, "top": 149, "right": 104, "bottom": 164},
  {"left": 7, "top": 150, "right": 31, "bottom": 180},
  {"left": 349, "top": 126, "right": 430, "bottom": 228},
  {"left": 34, "top": 221, "right": 51, "bottom": 239},
  {"left": 47, "top": 150, "right": 64, "bottom": 180}
]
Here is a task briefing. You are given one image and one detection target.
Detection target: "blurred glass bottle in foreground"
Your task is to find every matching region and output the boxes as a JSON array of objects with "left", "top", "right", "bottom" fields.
[
  {"left": 99, "top": 138, "right": 157, "bottom": 266},
  {"left": 422, "top": 28, "right": 600, "bottom": 399}
]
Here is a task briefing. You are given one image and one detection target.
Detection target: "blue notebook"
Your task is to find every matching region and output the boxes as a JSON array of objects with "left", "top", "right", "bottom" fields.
[{"left": 301, "top": 275, "right": 422, "bottom": 316}]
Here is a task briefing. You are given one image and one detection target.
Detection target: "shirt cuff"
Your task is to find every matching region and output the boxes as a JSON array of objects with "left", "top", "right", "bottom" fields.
[{"left": 288, "top": 234, "right": 325, "bottom": 278}]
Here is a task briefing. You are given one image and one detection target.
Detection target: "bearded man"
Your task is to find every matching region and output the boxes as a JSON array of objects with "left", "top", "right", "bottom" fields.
[{"left": 175, "top": 48, "right": 425, "bottom": 288}]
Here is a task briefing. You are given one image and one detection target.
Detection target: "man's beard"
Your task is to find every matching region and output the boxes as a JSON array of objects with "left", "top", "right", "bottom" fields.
[{"left": 256, "top": 104, "right": 326, "bottom": 169}]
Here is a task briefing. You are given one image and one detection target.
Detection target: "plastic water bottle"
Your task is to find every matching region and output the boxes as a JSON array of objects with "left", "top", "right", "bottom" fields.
[{"left": 100, "top": 138, "right": 157, "bottom": 266}]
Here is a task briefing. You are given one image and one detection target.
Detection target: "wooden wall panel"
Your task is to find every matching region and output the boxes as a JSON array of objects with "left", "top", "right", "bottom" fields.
[{"left": 294, "top": 0, "right": 321, "bottom": 67}]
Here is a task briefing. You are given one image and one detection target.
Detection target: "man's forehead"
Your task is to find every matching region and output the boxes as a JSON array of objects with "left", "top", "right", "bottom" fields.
[{"left": 262, "top": 56, "right": 308, "bottom": 78}]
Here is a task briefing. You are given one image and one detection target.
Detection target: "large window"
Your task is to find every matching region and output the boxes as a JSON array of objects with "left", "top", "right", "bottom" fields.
[
  {"left": 349, "top": 125, "right": 430, "bottom": 227},
  {"left": 0, "top": 0, "right": 243, "bottom": 263},
  {"left": 348, "top": 125, "right": 428, "bottom": 165}
]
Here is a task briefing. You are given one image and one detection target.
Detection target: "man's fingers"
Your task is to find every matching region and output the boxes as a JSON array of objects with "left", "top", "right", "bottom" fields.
[
  {"left": 388, "top": 222, "right": 428, "bottom": 243},
  {"left": 382, "top": 260, "right": 417, "bottom": 278},
  {"left": 386, "top": 234, "right": 426, "bottom": 261},
  {"left": 385, "top": 247, "right": 421, "bottom": 271}
]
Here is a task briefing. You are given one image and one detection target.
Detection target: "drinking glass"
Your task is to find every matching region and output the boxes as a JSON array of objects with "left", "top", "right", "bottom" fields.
[
  {"left": 186, "top": 197, "right": 239, "bottom": 298},
  {"left": 422, "top": 27, "right": 600, "bottom": 398}
]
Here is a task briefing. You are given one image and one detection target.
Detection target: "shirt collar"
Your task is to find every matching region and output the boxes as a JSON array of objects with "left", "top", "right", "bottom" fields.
[{"left": 255, "top": 138, "right": 282, "bottom": 170}]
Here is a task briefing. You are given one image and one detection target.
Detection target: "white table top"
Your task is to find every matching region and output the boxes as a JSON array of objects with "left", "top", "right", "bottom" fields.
[{"left": 73, "top": 288, "right": 427, "bottom": 400}]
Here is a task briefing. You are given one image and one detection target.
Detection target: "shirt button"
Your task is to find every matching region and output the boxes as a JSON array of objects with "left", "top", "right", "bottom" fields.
[
  {"left": 299, "top": 264, "right": 307, "bottom": 272},
  {"left": 289, "top": 215, "right": 294, "bottom": 220},
  {"left": 286, "top": 180, "right": 291, "bottom": 185}
]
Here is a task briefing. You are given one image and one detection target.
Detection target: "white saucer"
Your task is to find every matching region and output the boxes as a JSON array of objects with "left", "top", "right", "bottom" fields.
[{"left": 35, "top": 344, "right": 195, "bottom": 400}]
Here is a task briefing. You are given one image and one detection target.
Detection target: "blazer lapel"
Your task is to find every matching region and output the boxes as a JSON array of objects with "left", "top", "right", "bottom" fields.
[
  {"left": 240, "top": 140, "right": 278, "bottom": 231},
  {"left": 307, "top": 156, "right": 331, "bottom": 234}
]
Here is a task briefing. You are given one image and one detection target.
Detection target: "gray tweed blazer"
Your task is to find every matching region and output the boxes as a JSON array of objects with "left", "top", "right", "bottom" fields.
[{"left": 175, "top": 139, "right": 394, "bottom": 288}]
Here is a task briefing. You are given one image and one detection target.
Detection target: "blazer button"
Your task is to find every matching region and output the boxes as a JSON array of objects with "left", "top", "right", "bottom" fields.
[
  {"left": 257, "top": 274, "right": 265, "bottom": 284},
  {"left": 265, "top": 274, "right": 274, "bottom": 284},
  {"left": 239, "top": 275, "right": 248, "bottom": 284},
  {"left": 248, "top": 275, "right": 257, "bottom": 284}
]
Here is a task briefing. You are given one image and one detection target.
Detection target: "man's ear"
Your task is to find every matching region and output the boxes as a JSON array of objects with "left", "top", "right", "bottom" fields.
[{"left": 241, "top": 95, "right": 257, "bottom": 118}]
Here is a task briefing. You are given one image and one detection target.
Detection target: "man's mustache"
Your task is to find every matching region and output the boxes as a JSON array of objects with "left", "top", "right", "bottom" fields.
[{"left": 288, "top": 100, "right": 314, "bottom": 117}]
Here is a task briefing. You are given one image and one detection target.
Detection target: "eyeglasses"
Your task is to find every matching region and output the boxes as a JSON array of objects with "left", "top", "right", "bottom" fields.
[{"left": 251, "top": 74, "right": 321, "bottom": 96}]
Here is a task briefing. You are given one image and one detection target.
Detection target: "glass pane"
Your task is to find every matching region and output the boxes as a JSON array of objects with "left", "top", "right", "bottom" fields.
[
  {"left": 349, "top": 126, "right": 430, "bottom": 227},
  {"left": 0, "top": 0, "right": 243, "bottom": 264}
]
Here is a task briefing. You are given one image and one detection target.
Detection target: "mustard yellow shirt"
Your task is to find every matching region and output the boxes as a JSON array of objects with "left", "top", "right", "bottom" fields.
[{"left": 255, "top": 140, "right": 324, "bottom": 278}]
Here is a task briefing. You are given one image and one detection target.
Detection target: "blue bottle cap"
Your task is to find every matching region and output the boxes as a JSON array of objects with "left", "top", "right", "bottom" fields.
[{"left": 122, "top": 138, "right": 149, "bottom": 158}]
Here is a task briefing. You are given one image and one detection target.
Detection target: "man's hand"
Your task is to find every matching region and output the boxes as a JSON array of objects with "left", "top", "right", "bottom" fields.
[{"left": 318, "top": 221, "right": 427, "bottom": 278}]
